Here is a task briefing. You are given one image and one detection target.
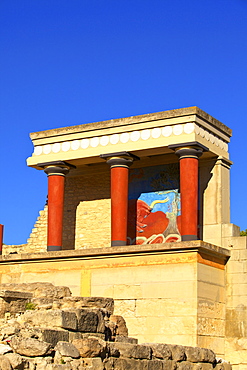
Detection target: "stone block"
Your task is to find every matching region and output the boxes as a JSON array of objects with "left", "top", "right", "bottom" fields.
[
  {"left": 192, "top": 364, "right": 213, "bottom": 369},
  {"left": 54, "top": 341, "right": 80, "bottom": 358},
  {"left": 10, "top": 336, "right": 51, "bottom": 357},
  {"left": 74, "top": 309, "right": 99, "bottom": 333},
  {"left": 81, "top": 357, "right": 104, "bottom": 370},
  {"left": 0, "top": 356, "right": 12, "bottom": 370},
  {"left": 108, "top": 342, "right": 151, "bottom": 360},
  {"left": 115, "top": 336, "right": 138, "bottom": 344},
  {"left": 72, "top": 337, "right": 107, "bottom": 358},
  {"left": 109, "top": 315, "right": 128, "bottom": 337},
  {"left": 168, "top": 345, "right": 186, "bottom": 361},
  {"left": 144, "top": 343, "right": 172, "bottom": 360},
  {"left": 38, "top": 329, "right": 69, "bottom": 347},
  {"left": 4, "top": 353, "right": 24, "bottom": 370},
  {"left": 176, "top": 361, "right": 193, "bottom": 370},
  {"left": 21, "top": 310, "right": 77, "bottom": 331}
]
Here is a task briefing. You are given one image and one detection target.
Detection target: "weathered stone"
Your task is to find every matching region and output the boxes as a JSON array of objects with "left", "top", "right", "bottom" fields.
[
  {"left": 68, "top": 332, "right": 82, "bottom": 342},
  {"left": 72, "top": 337, "right": 107, "bottom": 358},
  {"left": 109, "top": 357, "right": 140, "bottom": 370},
  {"left": 61, "top": 297, "right": 114, "bottom": 315},
  {"left": 184, "top": 347, "right": 203, "bottom": 362},
  {"left": 146, "top": 359, "right": 163, "bottom": 370},
  {"left": 0, "top": 355, "right": 12, "bottom": 370},
  {"left": 38, "top": 329, "right": 69, "bottom": 347},
  {"left": 200, "top": 349, "right": 215, "bottom": 364},
  {"left": 214, "top": 364, "right": 232, "bottom": 370},
  {"left": 115, "top": 336, "right": 138, "bottom": 344},
  {"left": 81, "top": 357, "right": 104, "bottom": 370},
  {"left": 10, "top": 336, "right": 51, "bottom": 357},
  {"left": 4, "top": 353, "right": 23, "bottom": 370},
  {"left": 146, "top": 343, "right": 172, "bottom": 360},
  {"left": 109, "top": 316, "right": 128, "bottom": 337},
  {"left": 21, "top": 310, "right": 77, "bottom": 331},
  {"left": 176, "top": 362, "right": 193, "bottom": 370},
  {"left": 192, "top": 363, "right": 213, "bottom": 369},
  {"left": 35, "top": 357, "right": 54, "bottom": 370},
  {"left": 0, "top": 283, "right": 71, "bottom": 300},
  {"left": 0, "top": 344, "right": 12, "bottom": 355},
  {"left": 46, "top": 365, "right": 71, "bottom": 370},
  {"left": 161, "top": 359, "right": 177, "bottom": 370},
  {"left": 168, "top": 345, "right": 186, "bottom": 361},
  {"left": 74, "top": 309, "right": 98, "bottom": 333},
  {"left": 108, "top": 342, "right": 151, "bottom": 360},
  {"left": 55, "top": 342, "right": 80, "bottom": 358}
]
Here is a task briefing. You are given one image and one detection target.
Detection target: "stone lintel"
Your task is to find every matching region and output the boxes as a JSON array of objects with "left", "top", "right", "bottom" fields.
[
  {"left": 0, "top": 290, "right": 33, "bottom": 299},
  {"left": 0, "top": 241, "right": 230, "bottom": 265}
]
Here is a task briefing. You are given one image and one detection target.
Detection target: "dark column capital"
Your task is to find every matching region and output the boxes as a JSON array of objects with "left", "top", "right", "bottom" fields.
[
  {"left": 37, "top": 161, "right": 76, "bottom": 177},
  {"left": 168, "top": 141, "right": 208, "bottom": 160},
  {"left": 100, "top": 151, "right": 139, "bottom": 168}
]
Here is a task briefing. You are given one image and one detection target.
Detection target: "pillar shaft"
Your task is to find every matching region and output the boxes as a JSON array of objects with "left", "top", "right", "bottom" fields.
[
  {"left": 47, "top": 174, "right": 66, "bottom": 250},
  {"left": 175, "top": 147, "right": 203, "bottom": 241},
  {"left": 0, "top": 224, "right": 3, "bottom": 254},
  {"left": 111, "top": 166, "right": 129, "bottom": 246},
  {"left": 38, "top": 161, "right": 75, "bottom": 251},
  {"left": 101, "top": 152, "right": 138, "bottom": 247}
]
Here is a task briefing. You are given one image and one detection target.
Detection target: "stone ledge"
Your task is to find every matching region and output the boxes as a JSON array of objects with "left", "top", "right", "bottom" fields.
[{"left": 0, "top": 241, "right": 230, "bottom": 264}]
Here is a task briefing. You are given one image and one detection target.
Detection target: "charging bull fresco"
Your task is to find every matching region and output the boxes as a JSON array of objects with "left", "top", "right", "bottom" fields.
[{"left": 127, "top": 163, "right": 181, "bottom": 245}]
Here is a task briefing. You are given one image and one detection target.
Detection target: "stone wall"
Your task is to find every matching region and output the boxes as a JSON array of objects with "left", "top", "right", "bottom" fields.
[{"left": 0, "top": 282, "right": 231, "bottom": 370}]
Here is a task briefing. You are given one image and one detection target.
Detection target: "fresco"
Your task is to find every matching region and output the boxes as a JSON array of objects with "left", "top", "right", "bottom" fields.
[{"left": 127, "top": 163, "right": 181, "bottom": 245}]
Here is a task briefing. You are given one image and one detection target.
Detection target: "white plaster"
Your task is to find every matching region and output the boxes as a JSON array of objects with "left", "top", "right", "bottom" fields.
[
  {"left": 151, "top": 127, "right": 161, "bottom": 139},
  {"left": 81, "top": 138, "right": 89, "bottom": 149},
  {"left": 209, "top": 133, "right": 215, "bottom": 144},
  {"left": 62, "top": 142, "right": 70, "bottom": 152},
  {"left": 162, "top": 126, "right": 172, "bottom": 137},
  {"left": 34, "top": 146, "right": 42, "bottom": 156},
  {"left": 90, "top": 137, "right": 100, "bottom": 148},
  {"left": 43, "top": 144, "right": 51, "bottom": 155},
  {"left": 52, "top": 143, "right": 61, "bottom": 153},
  {"left": 173, "top": 125, "right": 183, "bottom": 136},
  {"left": 205, "top": 131, "right": 210, "bottom": 141},
  {"left": 110, "top": 134, "right": 119, "bottom": 145},
  {"left": 199, "top": 127, "right": 205, "bottom": 137},
  {"left": 141, "top": 129, "right": 151, "bottom": 140},
  {"left": 219, "top": 140, "right": 224, "bottom": 149},
  {"left": 71, "top": 140, "right": 80, "bottom": 150},
  {"left": 224, "top": 142, "right": 228, "bottom": 151},
  {"left": 120, "top": 132, "right": 130, "bottom": 144},
  {"left": 184, "top": 122, "right": 194, "bottom": 134},
  {"left": 130, "top": 131, "right": 141, "bottom": 142},
  {"left": 100, "top": 136, "right": 109, "bottom": 146}
]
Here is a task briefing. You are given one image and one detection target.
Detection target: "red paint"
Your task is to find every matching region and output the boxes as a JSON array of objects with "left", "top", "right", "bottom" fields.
[
  {"left": 47, "top": 175, "right": 65, "bottom": 248},
  {"left": 0, "top": 224, "right": 3, "bottom": 254},
  {"left": 180, "top": 157, "right": 198, "bottom": 238},
  {"left": 111, "top": 166, "right": 129, "bottom": 244}
]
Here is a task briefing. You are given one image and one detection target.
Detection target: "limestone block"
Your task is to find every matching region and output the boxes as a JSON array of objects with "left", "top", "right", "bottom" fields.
[
  {"left": 141, "top": 281, "right": 197, "bottom": 299},
  {"left": 115, "top": 337, "right": 138, "bottom": 344},
  {"left": 198, "top": 299, "right": 225, "bottom": 319},
  {"left": 61, "top": 297, "right": 114, "bottom": 314},
  {"left": 0, "top": 345, "right": 12, "bottom": 355},
  {"left": 54, "top": 341, "right": 80, "bottom": 358},
  {"left": 197, "top": 317, "right": 225, "bottom": 336},
  {"left": 38, "top": 329, "right": 70, "bottom": 347},
  {"left": 168, "top": 345, "right": 186, "bottom": 361},
  {"left": 198, "top": 265, "right": 225, "bottom": 286},
  {"left": 108, "top": 342, "right": 151, "bottom": 360},
  {"left": 74, "top": 309, "right": 99, "bottom": 333},
  {"left": 113, "top": 285, "right": 142, "bottom": 300},
  {"left": 21, "top": 310, "right": 77, "bottom": 331},
  {"left": 72, "top": 337, "right": 107, "bottom": 358},
  {"left": 145, "top": 343, "right": 172, "bottom": 360},
  {"left": 4, "top": 353, "right": 23, "bottom": 369},
  {"left": 109, "top": 315, "right": 128, "bottom": 337},
  {"left": 10, "top": 336, "right": 51, "bottom": 357},
  {"left": 192, "top": 364, "right": 213, "bottom": 370},
  {"left": 184, "top": 347, "right": 215, "bottom": 363},
  {"left": 197, "top": 336, "right": 225, "bottom": 358},
  {"left": 113, "top": 300, "right": 136, "bottom": 318},
  {"left": 81, "top": 357, "right": 104, "bottom": 370},
  {"left": 135, "top": 298, "right": 197, "bottom": 317},
  {"left": 176, "top": 361, "right": 193, "bottom": 370},
  {"left": 198, "top": 282, "right": 225, "bottom": 303},
  {"left": 0, "top": 356, "right": 12, "bottom": 370}
]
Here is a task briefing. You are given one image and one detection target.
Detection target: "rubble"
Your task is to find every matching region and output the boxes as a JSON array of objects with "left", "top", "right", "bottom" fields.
[{"left": 0, "top": 283, "right": 232, "bottom": 369}]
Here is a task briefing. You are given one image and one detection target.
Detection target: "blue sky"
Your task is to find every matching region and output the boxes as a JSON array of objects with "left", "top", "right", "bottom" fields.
[{"left": 0, "top": 0, "right": 247, "bottom": 245}]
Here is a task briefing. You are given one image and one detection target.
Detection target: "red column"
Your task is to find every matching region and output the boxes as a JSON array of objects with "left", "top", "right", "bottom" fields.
[
  {"left": 41, "top": 162, "right": 72, "bottom": 251},
  {"left": 0, "top": 224, "right": 3, "bottom": 254},
  {"left": 175, "top": 147, "right": 203, "bottom": 241},
  {"left": 101, "top": 153, "right": 138, "bottom": 246}
]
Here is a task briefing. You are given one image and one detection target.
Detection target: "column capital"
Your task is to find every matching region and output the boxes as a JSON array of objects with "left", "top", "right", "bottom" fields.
[
  {"left": 168, "top": 141, "right": 208, "bottom": 160},
  {"left": 37, "top": 161, "right": 76, "bottom": 177},
  {"left": 100, "top": 151, "right": 139, "bottom": 168}
]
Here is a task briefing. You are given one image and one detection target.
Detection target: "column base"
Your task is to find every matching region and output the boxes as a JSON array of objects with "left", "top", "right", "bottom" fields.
[
  {"left": 182, "top": 235, "right": 198, "bottom": 241},
  {"left": 47, "top": 246, "right": 61, "bottom": 251},
  {"left": 111, "top": 240, "right": 126, "bottom": 247}
]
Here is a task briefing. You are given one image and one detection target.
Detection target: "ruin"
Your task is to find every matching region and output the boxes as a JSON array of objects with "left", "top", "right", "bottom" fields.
[{"left": 0, "top": 107, "right": 246, "bottom": 368}]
